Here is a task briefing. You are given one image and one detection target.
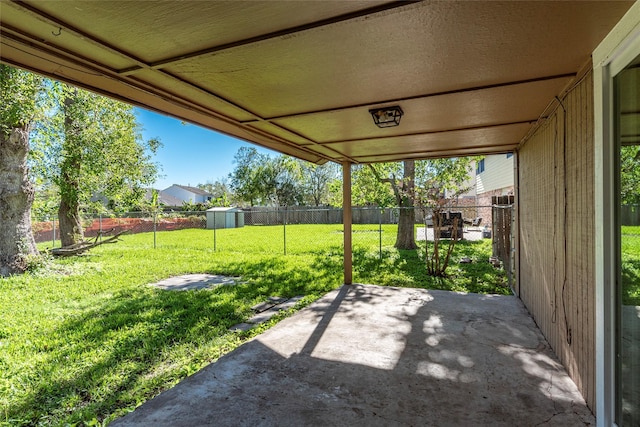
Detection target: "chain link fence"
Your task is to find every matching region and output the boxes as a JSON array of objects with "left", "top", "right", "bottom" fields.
[
  {"left": 32, "top": 206, "right": 503, "bottom": 257},
  {"left": 32, "top": 211, "right": 208, "bottom": 249}
]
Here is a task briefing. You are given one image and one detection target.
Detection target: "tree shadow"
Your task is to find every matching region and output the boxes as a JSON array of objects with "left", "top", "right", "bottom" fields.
[
  {"left": 10, "top": 241, "right": 509, "bottom": 424},
  {"left": 110, "top": 284, "right": 594, "bottom": 426},
  {"left": 8, "top": 255, "right": 345, "bottom": 425},
  {"left": 8, "top": 286, "right": 241, "bottom": 424},
  {"left": 622, "top": 257, "right": 640, "bottom": 305},
  {"left": 334, "top": 242, "right": 508, "bottom": 295}
]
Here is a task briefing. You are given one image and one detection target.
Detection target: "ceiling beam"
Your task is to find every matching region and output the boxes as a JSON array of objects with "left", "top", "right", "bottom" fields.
[
  {"left": 0, "top": 30, "right": 249, "bottom": 125},
  {"left": 118, "top": 1, "right": 419, "bottom": 75},
  {"left": 1, "top": 19, "right": 266, "bottom": 122},
  {"left": 241, "top": 74, "right": 576, "bottom": 124},
  {"left": 0, "top": 32, "right": 338, "bottom": 165},
  {"left": 246, "top": 122, "right": 359, "bottom": 164},
  {"left": 315, "top": 120, "right": 537, "bottom": 145},
  {"left": 7, "top": 0, "right": 150, "bottom": 70},
  {"left": 359, "top": 144, "right": 518, "bottom": 162},
  {"left": 5, "top": 1, "right": 422, "bottom": 130}
]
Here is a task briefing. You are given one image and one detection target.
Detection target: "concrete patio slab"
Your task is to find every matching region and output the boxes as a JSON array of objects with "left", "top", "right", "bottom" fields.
[
  {"left": 417, "top": 227, "right": 486, "bottom": 242},
  {"left": 112, "top": 284, "right": 594, "bottom": 426},
  {"left": 149, "top": 274, "right": 241, "bottom": 291}
]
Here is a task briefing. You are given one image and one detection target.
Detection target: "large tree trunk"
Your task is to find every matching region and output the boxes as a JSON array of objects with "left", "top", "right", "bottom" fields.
[
  {"left": 0, "top": 126, "right": 38, "bottom": 276},
  {"left": 396, "top": 206, "right": 417, "bottom": 249},
  {"left": 394, "top": 160, "right": 418, "bottom": 250},
  {"left": 59, "top": 91, "right": 84, "bottom": 247},
  {"left": 58, "top": 197, "right": 83, "bottom": 247}
]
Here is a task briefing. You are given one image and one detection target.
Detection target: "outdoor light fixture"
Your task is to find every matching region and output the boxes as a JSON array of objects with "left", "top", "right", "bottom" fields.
[{"left": 369, "top": 106, "right": 403, "bottom": 128}]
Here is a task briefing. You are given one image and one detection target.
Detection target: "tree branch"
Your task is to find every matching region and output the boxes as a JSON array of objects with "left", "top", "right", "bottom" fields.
[
  {"left": 367, "top": 164, "right": 402, "bottom": 205},
  {"left": 51, "top": 229, "right": 128, "bottom": 256}
]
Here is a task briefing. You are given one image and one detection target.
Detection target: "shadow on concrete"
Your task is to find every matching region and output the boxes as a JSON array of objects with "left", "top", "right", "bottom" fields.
[{"left": 112, "top": 284, "right": 594, "bottom": 426}]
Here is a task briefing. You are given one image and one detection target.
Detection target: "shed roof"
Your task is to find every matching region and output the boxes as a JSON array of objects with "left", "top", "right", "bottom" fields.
[{"left": 1, "top": 1, "right": 634, "bottom": 164}]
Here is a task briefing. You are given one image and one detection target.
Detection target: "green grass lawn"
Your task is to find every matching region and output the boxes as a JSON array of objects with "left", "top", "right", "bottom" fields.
[
  {"left": 622, "top": 226, "right": 640, "bottom": 305},
  {"left": 1, "top": 225, "right": 506, "bottom": 426}
]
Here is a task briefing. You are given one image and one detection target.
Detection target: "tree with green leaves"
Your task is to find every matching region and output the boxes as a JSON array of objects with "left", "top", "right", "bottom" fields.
[
  {"left": 228, "top": 147, "right": 267, "bottom": 206},
  {"left": 197, "top": 178, "right": 232, "bottom": 206},
  {"left": 31, "top": 84, "right": 160, "bottom": 247},
  {"left": 368, "top": 160, "right": 419, "bottom": 249},
  {"left": 272, "top": 156, "right": 303, "bottom": 206},
  {"left": 621, "top": 145, "right": 640, "bottom": 205},
  {"left": 298, "top": 161, "right": 339, "bottom": 206},
  {"left": 328, "top": 161, "right": 418, "bottom": 249},
  {"left": 414, "top": 157, "right": 475, "bottom": 276},
  {"left": 228, "top": 148, "right": 305, "bottom": 206},
  {"left": 0, "top": 65, "right": 45, "bottom": 276},
  {"left": 327, "top": 163, "right": 395, "bottom": 208},
  {"left": 332, "top": 157, "right": 474, "bottom": 255}
]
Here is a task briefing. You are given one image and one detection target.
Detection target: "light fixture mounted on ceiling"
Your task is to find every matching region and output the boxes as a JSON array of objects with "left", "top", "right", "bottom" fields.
[{"left": 369, "top": 106, "right": 403, "bottom": 128}]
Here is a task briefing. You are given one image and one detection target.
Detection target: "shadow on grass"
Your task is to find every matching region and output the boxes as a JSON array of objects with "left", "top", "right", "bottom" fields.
[
  {"left": 8, "top": 241, "right": 506, "bottom": 425},
  {"left": 8, "top": 255, "right": 344, "bottom": 426},
  {"left": 9, "top": 287, "right": 240, "bottom": 425},
  {"left": 108, "top": 284, "right": 593, "bottom": 426},
  {"left": 344, "top": 240, "right": 509, "bottom": 295},
  {"left": 622, "top": 257, "right": 640, "bottom": 306}
]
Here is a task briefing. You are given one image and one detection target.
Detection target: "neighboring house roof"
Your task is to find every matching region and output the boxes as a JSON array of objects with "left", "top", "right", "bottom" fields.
[
  {"left": 206, "top": 207, "right": 241, "bottom": 212},
  {"left": 168, "top": 184, "right": 214, "bottom": 197},
  {"left": 158, "top": 193, "right": 184, "bottom": 207},
  {"left": 144, "top": 189, "right": 184, "bottom": 207}
]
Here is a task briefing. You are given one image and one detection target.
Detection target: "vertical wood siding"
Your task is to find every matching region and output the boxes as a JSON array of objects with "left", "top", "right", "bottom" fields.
[{"left": 517, "top": 71, "right": 595, "bottom": 410}]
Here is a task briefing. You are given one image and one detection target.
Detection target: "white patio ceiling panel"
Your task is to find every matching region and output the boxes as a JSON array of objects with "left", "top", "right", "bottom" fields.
[
  {"left": 0, "top": 0, "right": 634, "bottom": 164},
  {"left": 272, "top": 77, "right": 571, "bottom": 144},
  {"left": 321, "top": 123, "right": 533, "bottom": 162}
]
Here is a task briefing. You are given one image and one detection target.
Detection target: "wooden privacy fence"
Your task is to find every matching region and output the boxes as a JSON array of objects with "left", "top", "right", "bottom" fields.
[
  {"left": 622, "top": 205, "right": 640, "bottom": 226},
  {"left": 243, "top": 207, "right": 401, "bottom": 225},
  {"left": 492, "top": 195, "right": 514, "bottom": 287},
  {"left": 242, "top": 206, "right": 485, "bottom": 226}
]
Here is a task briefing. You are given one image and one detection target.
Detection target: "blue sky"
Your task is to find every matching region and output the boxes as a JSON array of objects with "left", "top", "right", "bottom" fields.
[{"left": 136, "top": 108, "right": 275, "bottom": 190}]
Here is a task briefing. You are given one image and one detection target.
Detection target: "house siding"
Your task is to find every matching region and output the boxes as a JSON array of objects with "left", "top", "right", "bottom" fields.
[
  {"left": 476, "top": 154, "right": 514, "bottom": 194},
  {"left": 517, "top": 71, "right": 595, "bottom": 410},
  {"left": 163, "top": 185, "right": 196, "bottom": 203},
  {"left": 474, "top": 155, "right": 515, "bottom": 222},
  {"left": 162, "top": 185, "right": 210, "bottom": 204}
]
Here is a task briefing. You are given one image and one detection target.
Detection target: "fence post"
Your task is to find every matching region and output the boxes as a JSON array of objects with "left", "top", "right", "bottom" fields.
[
  {"left": 51, "top": 217, "right": 55, "bottom": 248},
  {"left": 99, "top": 213, "right": 103, "bottom": 243},
  {"left": 491, "top": 195, "right": 514, "bottom": 281},
  {"left": 283, "top": 207, "right": 287, "bottom": 255},
  {"left": 153, "top": 212, "right": 157, "bottom": 249},
  {"left": 379, "top": 208, "right": 383, "bottom": 260}
]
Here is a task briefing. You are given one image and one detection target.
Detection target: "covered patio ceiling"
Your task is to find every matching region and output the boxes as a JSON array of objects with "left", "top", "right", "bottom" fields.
[{"left": 0, "top": 0, "right": 634, "bottom": 165}]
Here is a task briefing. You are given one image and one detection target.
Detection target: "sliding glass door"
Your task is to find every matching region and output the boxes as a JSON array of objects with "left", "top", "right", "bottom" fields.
[{"left": 615, "top": 52, "right": 640, "bottom": 427}]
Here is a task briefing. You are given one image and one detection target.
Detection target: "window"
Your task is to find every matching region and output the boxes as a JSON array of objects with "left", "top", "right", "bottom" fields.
[{"left": 476, "top": 159, "right": 485, "bottom": 174}]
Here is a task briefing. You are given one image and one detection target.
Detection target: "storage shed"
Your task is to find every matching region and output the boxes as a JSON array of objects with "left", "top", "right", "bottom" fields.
[{"left": 206, "top": 207, "right": 244, "bottom": 229}]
